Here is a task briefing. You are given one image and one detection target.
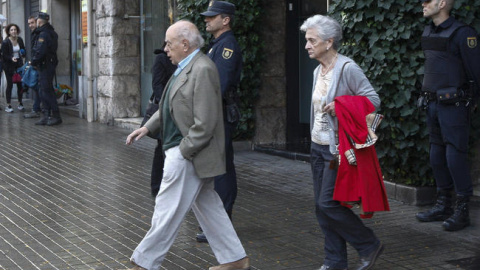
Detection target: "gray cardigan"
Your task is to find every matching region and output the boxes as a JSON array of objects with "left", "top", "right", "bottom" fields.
[{"left": 310, "top": 54, "right": 381, "bottom": 154}]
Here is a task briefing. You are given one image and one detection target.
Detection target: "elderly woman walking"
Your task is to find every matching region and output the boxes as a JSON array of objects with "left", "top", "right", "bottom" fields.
[{"left": 301, "top": 15, "right": 389, "bottom": 270}]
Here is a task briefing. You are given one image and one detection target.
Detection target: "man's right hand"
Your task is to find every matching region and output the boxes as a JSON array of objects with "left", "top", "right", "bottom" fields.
[{"left": 126, "top": 126, "right": 149, "bottom": 145}]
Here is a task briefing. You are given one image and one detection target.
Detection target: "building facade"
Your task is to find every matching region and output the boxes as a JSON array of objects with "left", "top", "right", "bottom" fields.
[{"left": 2, "top": 0, "right": 478, "bottom": 195}]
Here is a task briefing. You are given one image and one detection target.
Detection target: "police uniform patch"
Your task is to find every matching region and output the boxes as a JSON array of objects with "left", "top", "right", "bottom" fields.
[
  {"left": 222, "top": 48, "right": 233, "bottom": 59},
  {"left": 467, "top": 37, "right": 477, "bottom": 48}
]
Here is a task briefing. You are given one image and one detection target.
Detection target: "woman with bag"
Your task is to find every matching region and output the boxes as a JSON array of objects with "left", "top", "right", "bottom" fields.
[
  {"left": 2, "top": 23, "right": 26, "bottom": 113},
  {"left": 301, "top": 15, "right": 388, "bottom": 270}
]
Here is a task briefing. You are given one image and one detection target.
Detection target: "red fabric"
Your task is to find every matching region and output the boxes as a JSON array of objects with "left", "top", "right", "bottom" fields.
[{"left": 333, "top": 95, "right": 390, "bottom": 213}]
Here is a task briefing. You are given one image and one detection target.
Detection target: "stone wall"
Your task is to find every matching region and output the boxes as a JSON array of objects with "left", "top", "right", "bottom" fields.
[
  {"left": 96, "top": 0, "right": 140, "bottom": 124},
  {"left": 255, "top": 0, "right": 287, "bottom": 145}
]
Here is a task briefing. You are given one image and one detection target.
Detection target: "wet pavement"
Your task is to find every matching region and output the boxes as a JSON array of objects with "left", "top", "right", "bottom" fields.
[{"left": 0, "top": 110, "right": 479, "bottom": 270}]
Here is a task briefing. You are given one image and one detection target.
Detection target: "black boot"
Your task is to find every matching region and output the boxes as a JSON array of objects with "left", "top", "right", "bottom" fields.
[
  {"left": 35, "top": 111, "right": 49, "bottom": 125},
  {"left": 442, "top": 195, "right": 470, "bottom": 231},
  {"left": 416, "top": 190, "right": 453, "bottom": 222},
  {"left": 47, "top": 111, "right": 62, "bottom": 126}
]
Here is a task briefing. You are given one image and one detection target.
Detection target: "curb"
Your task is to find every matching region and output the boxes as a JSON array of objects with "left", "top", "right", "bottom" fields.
[{"left": 253, "top": 144, "right": 436, "bottom": 206}]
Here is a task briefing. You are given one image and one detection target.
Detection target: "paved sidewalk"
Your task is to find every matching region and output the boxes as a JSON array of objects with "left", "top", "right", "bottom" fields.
[{"left": 0, "top": 112, "right": 479, "bottom": 270}]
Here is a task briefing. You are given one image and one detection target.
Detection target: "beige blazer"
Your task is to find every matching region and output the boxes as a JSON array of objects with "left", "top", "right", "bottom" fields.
[{"left": 145, "top": 52, "right": 226, "bottom": 178}]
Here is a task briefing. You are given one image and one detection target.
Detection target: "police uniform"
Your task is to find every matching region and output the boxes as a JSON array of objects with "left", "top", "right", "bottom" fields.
[
  {"left": 208, "top": 29, "right": 242, "bottom": 219},
  {"left": 200, "top": 1, "right": 243, "bottom": 223},
  {"left": 31, "top": 12, "right": 61, "bottom": 126},
  {"left": 416, "top": 16, "right": 480, "bottom": 231}
]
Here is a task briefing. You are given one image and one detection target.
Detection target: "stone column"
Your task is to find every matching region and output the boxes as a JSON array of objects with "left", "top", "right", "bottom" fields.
[
  {"left": 96, "top": 0, "right": 140, "bottom": 124},
  {"left": 255, "top": 0, "right": 287, "bottom": 145}
]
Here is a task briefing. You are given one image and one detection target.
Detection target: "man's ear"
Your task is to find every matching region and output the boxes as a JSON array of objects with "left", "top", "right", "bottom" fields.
[
  {"left": 223, "top": 16, "right": 231, "bottom": 26},
  {"left": 182, "top": 40, "right": 188, "bottom": 51}
]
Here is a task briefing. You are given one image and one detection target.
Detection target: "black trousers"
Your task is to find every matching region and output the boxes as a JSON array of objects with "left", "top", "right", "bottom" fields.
[{"left": 150, "top": 140, "right": 164, "bottom": 197}]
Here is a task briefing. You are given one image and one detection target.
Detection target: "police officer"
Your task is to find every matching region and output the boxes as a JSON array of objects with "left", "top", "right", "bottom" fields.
[
  {"left": 197, "top": 0, "right": 243, "bottom": 242},
  {"left": 416, "top": 0, "right": 480, "bottom": 231},
  {"left": 31, "top": 12, "right": 61, "bottom": 126}
]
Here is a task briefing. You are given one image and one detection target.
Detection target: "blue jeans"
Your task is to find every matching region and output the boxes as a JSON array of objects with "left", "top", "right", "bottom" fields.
[
  {"left": 311, "top": 142, "right": 379, "bottom": 269},
  {"left": 31, "top": 84, "right": 41, "bottom": 112}
]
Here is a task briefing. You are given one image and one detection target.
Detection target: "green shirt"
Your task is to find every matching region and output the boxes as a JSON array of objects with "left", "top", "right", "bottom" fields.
[{"left": 161, "top": 76, "right": 183, "bottom": 151}]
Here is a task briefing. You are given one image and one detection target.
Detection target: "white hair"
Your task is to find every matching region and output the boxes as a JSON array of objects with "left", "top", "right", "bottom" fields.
[
  {"left": 175, "top": 20, "right": 205, "bottom": 49},
  {"left": 300, "top": 15, "right": 343, "bottom": 50}
]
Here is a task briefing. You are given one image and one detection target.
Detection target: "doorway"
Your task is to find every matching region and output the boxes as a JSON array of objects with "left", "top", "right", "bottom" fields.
[{"left": 285, "top": 0, "right": 329, "bottom": 150}]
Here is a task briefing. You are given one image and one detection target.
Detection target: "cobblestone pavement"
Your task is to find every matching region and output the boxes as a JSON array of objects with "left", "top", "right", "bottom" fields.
[{"left": 0, "top": 112, "right": 479, "bottom": 270}]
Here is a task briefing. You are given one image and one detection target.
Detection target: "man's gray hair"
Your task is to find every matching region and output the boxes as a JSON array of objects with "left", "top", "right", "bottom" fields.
[
  {"left": 300, "top": 15, "right": 342, "bottom": 50},
  {"left": 176, "top": 20, "right": 205, "bottom": 49}
]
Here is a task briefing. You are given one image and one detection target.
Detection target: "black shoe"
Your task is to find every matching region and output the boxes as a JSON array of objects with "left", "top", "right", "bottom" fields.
[
  {"left": 47, "top": 111, "right": 62, "bottom": 126},
  {"left": 356, "top": 243, "right": 384, "bottom": 270},
  {"left": 196, "top": 232, "right": 208, "bottom": 243},
  {"left": 318, "top": 265, "right": 347, "bottom": 270},
  {"left": 416, "top": 190, "right": 453, "bottom": 222},
  {"left": 24, "top": 111, "right": 41, "bottom": 118},
  {"left": 442, "top": 195, "right": 470, "bottom": 231}
]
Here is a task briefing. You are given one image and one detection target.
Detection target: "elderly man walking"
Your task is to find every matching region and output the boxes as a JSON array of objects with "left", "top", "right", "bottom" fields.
[{"left": 125, "top": 20, "right": 250, "bottom": 270}]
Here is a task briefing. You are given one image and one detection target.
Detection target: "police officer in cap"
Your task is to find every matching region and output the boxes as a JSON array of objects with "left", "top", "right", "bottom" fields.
[
  {"left": 416, "top": 0, "right": 480, "bottom": 231},
  {"left": 31, "top": 12, "right": 61, "bottom": 126},
  {"left": 197, "top": 0, "right": 243, "bottom": 242}
]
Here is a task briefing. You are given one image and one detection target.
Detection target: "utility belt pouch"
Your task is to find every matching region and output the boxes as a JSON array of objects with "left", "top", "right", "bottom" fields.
[
  {"left": 436, "top": 87, "right": 462, "bottom": 104},
  {"left": 226, "top": 103, "right": 241, "bottom": 123},
  {"left": 224, "top": 88, "right": 241, "bottom": 123}
]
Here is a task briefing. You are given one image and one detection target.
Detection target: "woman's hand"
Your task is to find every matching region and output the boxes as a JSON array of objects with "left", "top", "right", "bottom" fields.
[{"left": 324, "top": 102, "right": 336, "bottom": 117}]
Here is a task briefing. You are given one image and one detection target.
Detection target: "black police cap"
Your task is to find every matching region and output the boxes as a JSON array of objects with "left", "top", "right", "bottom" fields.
[
  {"left": 201, "top": 1, "right": 236, "bottom": 16},
  {"left": 37, "top": 12, "right": 50, "bottom": 20}
]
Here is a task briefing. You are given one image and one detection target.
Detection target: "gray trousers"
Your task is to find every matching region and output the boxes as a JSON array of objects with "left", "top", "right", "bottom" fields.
[{"left": 131, "top": 146, "right": 246, "bottom": 270}]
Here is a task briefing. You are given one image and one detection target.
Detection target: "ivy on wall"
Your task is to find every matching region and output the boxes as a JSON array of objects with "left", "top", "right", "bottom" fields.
[
  {"left": 176, "top": 0, "right": 263, "bottom": 140},
  {"left": 329, "top": 0, "right": 480, "bottom": 186}
]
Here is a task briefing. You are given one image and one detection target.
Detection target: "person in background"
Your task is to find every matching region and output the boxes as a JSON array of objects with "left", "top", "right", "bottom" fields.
[
  {"left": 31, "top": 12, "right": 61, "bottom": 126},
  {"left": 301, "top": 15, "right": 384, "bottom": 270},
  {"left": 144, "top": 46, "right": 176, "bottom": 197},
  {"left": 197, "top": 0, "right": 243, "bottom": 243},
  {"left": 2, "top": 23, "right": 26, "bottom": 113},
  {"left": 124, "top": 20, "right": 250, "bottom": 270},
  {"left": 415, "top": 0, "right": 480, "bottom": 231},
  {"left": 24, "top": 15, "right": 41, "bottom": 119}
]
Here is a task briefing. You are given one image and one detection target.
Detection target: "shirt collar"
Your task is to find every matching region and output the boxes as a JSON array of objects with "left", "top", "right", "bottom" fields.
[
  {"left": 174, "top": 48, "right": 200, "bottom": 76},
  {"left": 431, "top": 16, "right": 454, "bottom": 33}
]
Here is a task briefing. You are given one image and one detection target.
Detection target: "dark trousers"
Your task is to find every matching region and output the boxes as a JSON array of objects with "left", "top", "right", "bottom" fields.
[
  {"left": 150, "top": 140, "right": 164, "bottom": 197},
  {"left": 427, "top": 102, "right": 473, "bottom": 196},
  {"left": 5, "top": 69, "right": 23, "bottom": 104},
  {"left": 311, "top": 142, "right": 379, "bottom": 269},
  {"left": 214, "top": 121, "right": 237, "bottom": 218},
  {"left": 38, "top": 64, "right": 58, "bottom": 113}
]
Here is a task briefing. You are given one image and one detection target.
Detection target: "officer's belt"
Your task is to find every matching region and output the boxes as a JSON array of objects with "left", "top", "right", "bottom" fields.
[{"left": 420, "top": 91, "right": 437, "bottom": 101}]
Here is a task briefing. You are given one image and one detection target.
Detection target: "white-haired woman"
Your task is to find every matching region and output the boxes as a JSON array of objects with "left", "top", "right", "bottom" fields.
[{"left": 301, "top": 15, "right": 388, "bottom": 270}]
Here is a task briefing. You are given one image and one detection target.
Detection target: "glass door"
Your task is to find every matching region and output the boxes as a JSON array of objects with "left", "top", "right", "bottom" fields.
[{"left": 141, "top": 0, "right": 170, "bottom": 114}]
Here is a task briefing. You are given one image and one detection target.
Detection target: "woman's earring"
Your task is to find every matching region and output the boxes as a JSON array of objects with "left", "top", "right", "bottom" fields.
[{"left": 326, "top": 47, "right": 330, "bottom": 51}]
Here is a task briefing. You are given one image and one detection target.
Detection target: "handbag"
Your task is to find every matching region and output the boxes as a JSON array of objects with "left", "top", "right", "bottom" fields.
[
  {"left": 141, "top": 93, "right": 159, "bottom": 127},
  {"left": 12, "top": 72, "right": 22, "bottom": 83},
  {"left": 21, "top": 65, "right": 38, "bottom": 88}
]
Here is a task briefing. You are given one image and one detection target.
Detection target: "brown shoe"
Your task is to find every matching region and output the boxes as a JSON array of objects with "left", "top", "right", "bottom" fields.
[
  {"left": 209, "top": 257, "right": 250, "bottom": 270},
  {"left": 124, "top": 263, "right": 147, "bottom": 270}
]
